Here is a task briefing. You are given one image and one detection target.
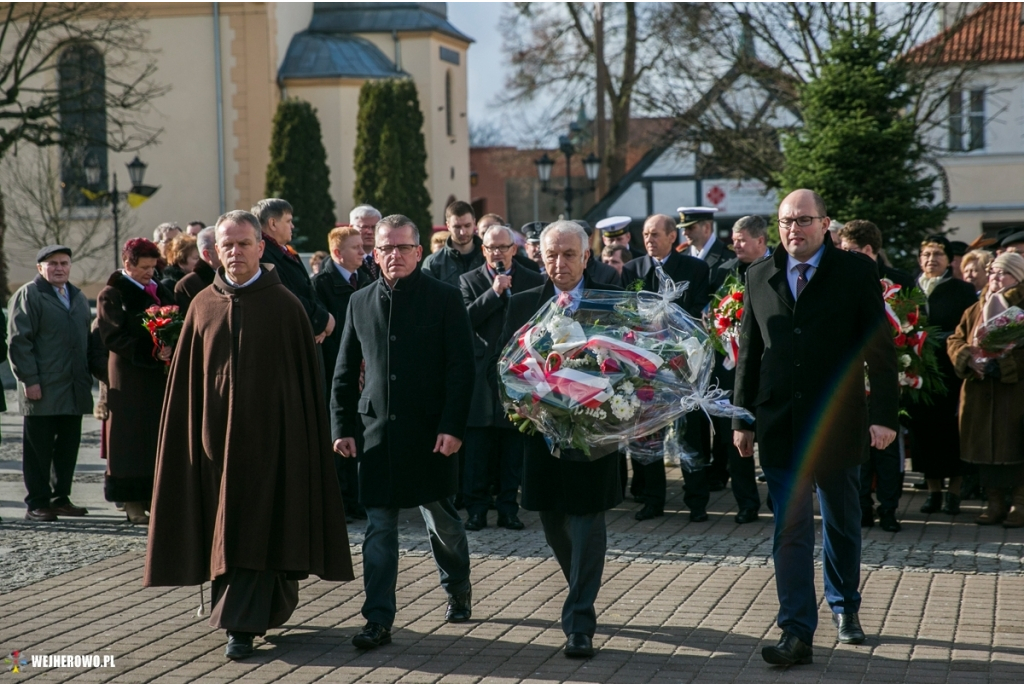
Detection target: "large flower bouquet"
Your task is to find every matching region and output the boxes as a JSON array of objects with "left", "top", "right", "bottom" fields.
[
  {"left": 142, "top": 305, "right": 185, "bottom": 368},
  {"left": 708, "top": 274, "right": 745, "bottom": 369},
  {"left": 878, "top": 279, "right": 943, "bottom": 404},
  {"left": 498, "top": 272, "right": 752, "bottom": 461},
  {"left": 974, "top": 305, "right": 1024, "bottom": 360}
]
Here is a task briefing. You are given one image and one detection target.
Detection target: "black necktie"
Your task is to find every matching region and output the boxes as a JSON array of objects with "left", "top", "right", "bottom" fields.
[
  {"left": 349, "top": 273, "right": 358, "bottom": 290},
  {"left": 795, "top": 263, "right": 811, "bottom": 299}
]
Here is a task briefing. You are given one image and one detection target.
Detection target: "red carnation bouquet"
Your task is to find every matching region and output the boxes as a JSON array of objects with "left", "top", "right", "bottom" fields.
[
  {"left": 142, "top": 305, "right": 185, "bottom": 369},
  {"left": 707, "top": 274, "right": 745, "bottom": 369},
  {"left": 876, "top": 279, "right": 942, "bottom": 405}
]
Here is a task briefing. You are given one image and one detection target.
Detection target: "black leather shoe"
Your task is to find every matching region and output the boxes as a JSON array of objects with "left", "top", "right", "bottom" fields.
[
  {"left": 920, "top": 492, "right": 942, "bottom": 513},
  {"left": 832, "top": 612, "right": 866, "bottom": 644},
  {"left": 632, "top": 494, "right": 647, "bottom": 504},
  {"left": 445, "top": 589, "right": 472, "bottom": 622},
  {"left": 634, "top": 503, "right": 663, "bottom": 521},
  {"left": 346, "top": 504, "right": 367, "bottom": 521},
  {"left": 564, "top": 633, "right": 594, "bottom": 658},
  {"left": 762, "top": 632, "right": 813, "bottom": 665},
  {"left": 942, "top": 492, "right": 961, "bottom": 515},
  {"left": 225, "top": 632, "right": 254, "bottom": 660},
  {"left": 25, "top": 508, "right": 57, "bottom": 522},
  {"left": 735, "top": 508, "right": 759, "bottom": 524},
  {"left": 861, "top": 507, "right": 875, "bottom": 528},
  {"left": 464, "top": 513, "right": 487, "bottom": 531},
  {"left": 879, "top": 511, "right": 901, "bottom": 532},
  {"left": 708, "top": 479, "right": 727, "bottom": 492},
  {"left": 497, "top": 514, "right": 525, "bottom": 530},
  {"left": 689, "top": 510, "right": 709, "bottom": 523},
  {"left": 352, "top": 622, "right": 392, "bottom": 649}
]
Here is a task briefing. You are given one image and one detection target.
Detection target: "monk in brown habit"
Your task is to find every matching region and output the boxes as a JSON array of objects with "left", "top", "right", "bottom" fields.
[{"left": 145, "top": 209, "right": 353, "bottom": 660}]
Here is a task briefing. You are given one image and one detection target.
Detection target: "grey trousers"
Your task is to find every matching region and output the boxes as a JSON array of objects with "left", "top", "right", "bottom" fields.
[
  {"left": 209, "top": 567, "right": 299, "bottom": 635},
  {"left": 539, "top": 509, "right": 607, "bottom": 637}
]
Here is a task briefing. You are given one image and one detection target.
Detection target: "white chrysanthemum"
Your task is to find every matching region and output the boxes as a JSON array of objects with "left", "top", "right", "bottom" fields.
[
  {"left": 620, "top": 380, "right": 634, "bottom": 394},
  {"left": 900, "top": 354, "right": 912, "bottom": 369}
]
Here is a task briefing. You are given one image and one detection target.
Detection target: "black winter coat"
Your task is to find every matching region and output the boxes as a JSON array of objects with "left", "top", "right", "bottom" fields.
[
  {"left": 585, "top": 254, "right": 622, "bottom": 287},
  {"left": 312, "top": 259, "right": 372, "bottom": 387},
  {"left": 460, "top": 262, "right": 545, "bottom": 427},
  {"left": 492, "top": 274, "right": 624, "bottom": 514},
  {"left": 331, "top": 268, "right": 475, "bottom": 508},
  {"left": 422, "top": 235, "right": 486, "bottom": 287},
  {"left": 699, "top": 239, "right": 734, "bottom": 294},
  {"left": 733, "top": 237, "right": 900, "bottom": 472},
  {"left": 621, "top": 251, "right": 711, "bottom": 318},
  {"left": 260, "top": 237, "right": 330, "bottom": 335}
]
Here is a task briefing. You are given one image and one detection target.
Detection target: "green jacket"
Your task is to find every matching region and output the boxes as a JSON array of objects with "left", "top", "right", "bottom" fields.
[{"left": 7, "top": 275, "right": 94, "bottom": 416}]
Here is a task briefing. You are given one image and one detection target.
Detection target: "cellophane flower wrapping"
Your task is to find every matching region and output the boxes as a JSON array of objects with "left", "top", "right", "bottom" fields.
[
  {"left": 498, "top": 270, "right": 753, "bottom": 462},
  {"left": 975, "top": 306, "right": 1024, "bottom": 359}
]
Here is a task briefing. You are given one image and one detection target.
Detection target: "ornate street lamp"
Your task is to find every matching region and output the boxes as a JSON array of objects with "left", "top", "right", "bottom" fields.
[
  {"left": 82, "top": 156, "right": 157, "bottom": 269},
  {"left": 534, "top": 125, "right": 600, "bottom": 219}
]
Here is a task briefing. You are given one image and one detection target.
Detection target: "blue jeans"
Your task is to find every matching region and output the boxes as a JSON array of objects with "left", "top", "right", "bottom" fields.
[
  {"left": 361, "top": 498, "right": 471, "bottom": 628},
  {"left": 763, "top": 465, "right": 862, "bottom": 645}
]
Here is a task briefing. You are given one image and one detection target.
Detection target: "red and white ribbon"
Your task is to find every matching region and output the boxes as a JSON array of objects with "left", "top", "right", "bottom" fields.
[{"left": 580, "top": 334, "right": 664, "bottom": 375}]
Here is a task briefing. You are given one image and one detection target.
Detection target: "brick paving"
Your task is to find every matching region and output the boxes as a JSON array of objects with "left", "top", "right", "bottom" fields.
[{"left": 3, "top": 404, "right": 1024, "bottom": 682}]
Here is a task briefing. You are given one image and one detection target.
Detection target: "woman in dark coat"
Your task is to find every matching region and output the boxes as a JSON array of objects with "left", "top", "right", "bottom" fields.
[
  {"left": 160, "top": 234, "right": 199, "bottom": 290},
  {"left": 906, "top": 236, "right": 978, "bottom": 516},
  {"left": 948, "top": 252, "right": 1024, "bottom": 527},
  {"left": 97, "top": 238, "right": 176, "bottom": 524}
]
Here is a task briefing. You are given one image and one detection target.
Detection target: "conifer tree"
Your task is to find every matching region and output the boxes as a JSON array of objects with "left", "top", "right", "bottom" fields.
[
  {"left": 777, "top": 29, "right": 949, "bottom": 270},
  {"left": 265, "top": 98, "right": 336, "bottom": 249}
]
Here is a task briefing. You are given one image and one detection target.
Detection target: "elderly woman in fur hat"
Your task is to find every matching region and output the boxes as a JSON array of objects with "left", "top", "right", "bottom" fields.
[{"left": 948, "top": 252, "right": 1024, "bottom": 527}]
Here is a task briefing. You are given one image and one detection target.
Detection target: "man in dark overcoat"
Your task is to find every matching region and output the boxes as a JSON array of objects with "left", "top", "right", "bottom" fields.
[
  {"left": 492, "top": 220, "right": 622, "bottom": 659},
  {"left": 679, "top": 206, "right": 733, "bottom": 293},
  {"left": 313, "top": 225, "right": 372, "bottom": 521},
  {"left": 621, "top": 214, "right": 713, "bottom": 522},
  {"left": 332, "top": 214, "right": 476, "bottom": 651},
  {"left": 251, "top": 198, "right": 334, "bottom": 344},
  {"left": 733, "top": 189, "right": 899, "bottom": 665},
  {"left": 578, "top": 220, "right": 622, "bottom": 287},
  {"left": 459, "top": 224, "right": 544, "bottom": 531},
  {"left": 145, "top": 210, "right": 353, "bottom": 661},
  {"left": 174, "top": 226, "right": 218, "bottom": 314}
]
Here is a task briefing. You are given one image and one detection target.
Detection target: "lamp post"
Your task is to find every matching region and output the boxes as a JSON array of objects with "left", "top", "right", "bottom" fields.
[
  {"left": 85, "top": 155, "right": 150, "bottom": 269},
  {"left": 534, "top": 124, "right": 600, "bottom": 219}
]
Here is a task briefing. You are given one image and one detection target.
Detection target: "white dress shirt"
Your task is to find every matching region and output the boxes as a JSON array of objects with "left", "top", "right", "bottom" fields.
[
  {"left": 224, "top": 269, "right": 262, "bottom": 289},
  {"left": 689, "top": 233, "right": 717, "bottom": 261}
]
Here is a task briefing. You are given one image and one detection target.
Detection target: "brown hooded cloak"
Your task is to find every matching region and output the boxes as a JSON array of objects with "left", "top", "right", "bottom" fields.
[{"left": 144, "top": 265, "right": 353, "bottom": 587}]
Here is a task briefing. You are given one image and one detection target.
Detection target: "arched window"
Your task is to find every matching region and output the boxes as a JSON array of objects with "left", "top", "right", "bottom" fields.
[
  {"left": 445, "top": 70, "right": 453, "bottom": 138},
  {"left": 59, "top": 44, "right": 107, "bottom": 207}
]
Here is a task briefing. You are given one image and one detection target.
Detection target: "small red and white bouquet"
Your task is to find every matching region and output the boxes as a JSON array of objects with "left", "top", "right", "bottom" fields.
[
  {"left": 708, "top": 274, "right": 744, "bottom": 369},
  {"left": 877, "top": 279, "right": 942, "bottom": 404},
  {"left": 974, "top": 305, "right": 1024, "bottom": 362},
  {"left": 142, "top": 305, "right": 185, "bottom": 368}
]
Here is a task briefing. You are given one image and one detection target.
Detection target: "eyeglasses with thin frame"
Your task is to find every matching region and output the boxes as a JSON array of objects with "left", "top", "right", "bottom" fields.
[
  {"left": 375, "top": 244, "right": 418, "bottom": 256},
  {"left": 778, "top": 215, "right": 825, "bottom": 229},
  {"left": 483, "top": 244, "right": 514, "bottom": 254}
]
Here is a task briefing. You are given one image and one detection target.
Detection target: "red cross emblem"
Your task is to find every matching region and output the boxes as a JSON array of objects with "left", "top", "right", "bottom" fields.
[{"left": 706, "top": 185, "right": 725, "bottom": 206}]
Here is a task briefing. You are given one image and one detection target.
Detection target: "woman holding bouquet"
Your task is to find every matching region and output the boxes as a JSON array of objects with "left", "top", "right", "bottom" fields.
[
  {"left": 97, "top": 238, "right": 176, "bottom": 524},
  {"left": 948, "top": 252, "right": 1024, "bottom": 527},
  {"left": 906, "top": 236, "right": 977, "bottom": 516}
]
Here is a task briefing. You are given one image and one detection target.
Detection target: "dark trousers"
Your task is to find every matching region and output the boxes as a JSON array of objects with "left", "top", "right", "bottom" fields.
[
  {"left": 362, "top": 498, "right": 471, "bottom": 629},
  {"left": 859, "top": 440, "right": 902, "bottom": 514},
  {"left": 463, "top": 427, "right": 523, "bottom": 517},
  {"left": 23, "top": 414, "right": 82, "bottom": 511},
  {"left": 539, "top": 509, "right": 606, "bottom": 637},
  {"left": 763, "top": 465, "right": 862, "bottom": 645},
  {"left": 209, "top": 567, "right": 299, "bottom": 634},
  {"left": 641, "top": 460, "right": 709, "bottom": 513},
  {"left": 715, "top": 416, "right": 760, "bottom": 512}
]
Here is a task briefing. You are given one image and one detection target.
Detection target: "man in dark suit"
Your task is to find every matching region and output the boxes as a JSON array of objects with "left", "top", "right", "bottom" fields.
[
  {"left": 251, "top": 199, "right": 334, "bottom": 344},
  {"left": 313, "top": 226, "right": 372, "bottom": 522},
  {"left": 350, "top": 204, "right": 383, "bottom": 282},
  {"left": 492, "top": 220, "right": 622, "bottom": 659},
  {"left": 333, "top": 214, "right": 475, "bottom": 650},
  {"left": 621, "top": 214, "right": 713, "bottom": 522},
  {"left": 577, "top": 220, "right": 622, "bottom": 287},
  {"left": 733, "top": 189, "right": 899, "bottom": 665},
  {"left": 459, "top": 225, "right": 544, "bottom": 531},
  {"left": 679, "top": 206, "right": 732, "bottom": 294}
]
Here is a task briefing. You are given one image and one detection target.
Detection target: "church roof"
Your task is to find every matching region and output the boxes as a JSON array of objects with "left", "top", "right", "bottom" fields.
[
  {"left": 906, "top": 3, "right": 1024, "bottom": 65},
  {"left": 279, "top": 32, "right": 406, "bottom": 80},
  {"left": 309, "top": 3, "right": 473, "bottom": 44}
]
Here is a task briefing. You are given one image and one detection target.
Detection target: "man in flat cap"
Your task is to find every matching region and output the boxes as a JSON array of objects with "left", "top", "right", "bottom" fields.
[
  {"left": 598, "top": 216, "right": 644, "bottom": 261},
  {"left": 999, "top": 230, "right": 1024, "bottom": 256},
  {"left": 8, "top": 245, "right": 99, "bottom": 522}
]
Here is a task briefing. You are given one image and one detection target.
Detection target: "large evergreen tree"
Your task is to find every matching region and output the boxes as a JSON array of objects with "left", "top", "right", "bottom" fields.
[
  {"left": 776, "top": 28, "right": 948, "bottom": 270},
  {"left": 354, "top": 79, "right": 432, "bottom": 244},
  {"left": 265, "top": 97, "right": 336, "bottom": 249}
]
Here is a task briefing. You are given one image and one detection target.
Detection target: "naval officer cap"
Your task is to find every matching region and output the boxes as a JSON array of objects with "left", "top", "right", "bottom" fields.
[
  {"left": 1000, "top": 230, "right": 1024, "bottom": 249},
  {"left": 596, "top": 216, "right": 631, "bottom": 238},
  {"left": 36, "top": 244, "right": 73, "bottom": 262},
  {"left": 676, "top": 206, "right": 719, "bottom": 228},
  {"left": 521, "top": 221, "right": 546, "bottom": 243}
]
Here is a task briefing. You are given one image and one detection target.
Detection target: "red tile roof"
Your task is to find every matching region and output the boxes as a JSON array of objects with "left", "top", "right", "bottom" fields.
[{"left": 906, "top": 3, "right": 1024, "bottom": 65}]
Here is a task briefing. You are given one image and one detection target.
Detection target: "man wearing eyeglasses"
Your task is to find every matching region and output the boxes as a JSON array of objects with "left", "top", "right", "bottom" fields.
[
  {"left": 332, "top": 214, "right": 476, "bottom": 651},
  {"left": 422, "top": 200, "right": 485, "bottom": 287},
  {"left": 733, "top": 189, "right": 899, "bottom": 665},
  {"left": 459, "top": 226, "right": 545, "bottom": 532}
]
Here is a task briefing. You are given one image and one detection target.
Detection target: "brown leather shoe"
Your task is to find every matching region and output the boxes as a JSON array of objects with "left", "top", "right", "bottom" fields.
[
  {"left": 52, "top": 502, "right": 88, "bottom": 517},
  {"left": 25, "top": 508, "right": 57, "bottom": 522}
]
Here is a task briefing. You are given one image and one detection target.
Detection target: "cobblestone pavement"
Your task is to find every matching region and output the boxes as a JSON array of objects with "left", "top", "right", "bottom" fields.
[{"left": 3, "top": 405, "right": 1024, "bottom": 682}]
